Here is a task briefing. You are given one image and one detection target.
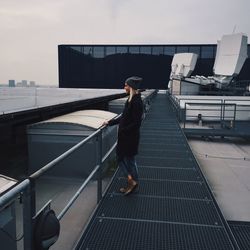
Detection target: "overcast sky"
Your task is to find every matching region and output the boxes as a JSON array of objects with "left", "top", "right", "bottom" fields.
[{"left": 0, "top": 0, "right": 249, "bottom": 86}]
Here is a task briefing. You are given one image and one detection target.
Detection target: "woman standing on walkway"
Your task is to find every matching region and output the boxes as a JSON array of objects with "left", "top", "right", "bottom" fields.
[{"left": 104, "top": 76, "right": 144, "bottom": 195}]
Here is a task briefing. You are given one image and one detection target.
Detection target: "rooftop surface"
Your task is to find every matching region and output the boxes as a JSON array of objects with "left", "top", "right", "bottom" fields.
[
  {"left": 0, "top": 87, "right": 124, "bottom": 114},
  {"left": 189, "top": 137, "right": 250, "bottom": 221}
]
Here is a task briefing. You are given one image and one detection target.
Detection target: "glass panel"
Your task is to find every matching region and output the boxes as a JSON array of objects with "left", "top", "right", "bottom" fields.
[
  {"left": 201, "top": 46, "right": 214, "bottom": 58},
  {"left": 189, "top": 46, "right": 200, "bottom": 57},
  {"left": 70, "top": 46, "right": 82, "bottom": 53},
  {"left": 152, "top": 46, "right": 164, "bottom": 55},
  {"left": 93, "top": 46, "right": 104, "bottom": 58},
  {"left": 83, "top": 46, "right": 92, "bottom": 55},
  {"left": 117, "top": 46, "right": 128, "bottom": 54},
  {"left": 164, "top": 46, "right": 175, "bottom": 55},
  {"left": 106, "top": 46, "right": 116, "bottom": 56},
  {"left": 128, "top": 46, "right": 140, "bottom": 54},
  {"left": 140, "top": 46, "right": 151, "bottom": 55},
  {"left": 176, "top": 46, "right": 189, "bottom": 53}
]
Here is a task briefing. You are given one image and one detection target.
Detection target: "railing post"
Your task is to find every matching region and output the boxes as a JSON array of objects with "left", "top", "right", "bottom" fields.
[
  {"left": 184, "top": 103, "right": 186, "bottom": 128},
  {"left": 222, "top": 100, "right": 226, "bottom": 128},
  {"left": 233, "top": 104, "right": 236, "bottom": 128},
  {"left": 29, "top": 178, "right": 36, "bottom": 217},
  {"left": 178, "top": 99, "right": 181, "bottom": 121},
  {"left": 22, "top": 182, "right": 33, "bottom": 250},
  {"left": 96, "top": 131, "right": 103, "bottom": 203}
]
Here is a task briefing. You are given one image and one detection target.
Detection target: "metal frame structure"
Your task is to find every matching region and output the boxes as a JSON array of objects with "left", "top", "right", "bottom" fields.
[{"left": 169, "top": 95, "right": 250, "bottom": 135}]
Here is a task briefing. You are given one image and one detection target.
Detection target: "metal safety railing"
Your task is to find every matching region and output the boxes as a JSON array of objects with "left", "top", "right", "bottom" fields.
[
  {"left": 183, "top": 102, "right": 237, "bottom": 128},
  {"left": 169, "top": 95, "right": 250, "bottom": 128},
  {"left": 0, "top": 179, "right": 32, "bottom": 249},
  {"left": 0, "top": 90, "right": 157, "bottom": 250},
  {"left": 0, "top": 117, "right": 120, "bottom": 250}
]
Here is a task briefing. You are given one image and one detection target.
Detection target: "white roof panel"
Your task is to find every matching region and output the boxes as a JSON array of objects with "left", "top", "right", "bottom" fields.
[
  {"left": 0, "top": 175, "right": 17, "bottom": 195},
  {"left": 35, "top": 110, "right": 117, "bottom": 129}
]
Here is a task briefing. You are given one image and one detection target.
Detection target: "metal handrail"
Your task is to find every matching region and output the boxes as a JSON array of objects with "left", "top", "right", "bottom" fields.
[
  {"left": 57, "top": 139, "right": 118, "bottom": 220},
  {"left": 30, "top": 126, "right": 104, "bottom": 179},
  {"left": 0, "top": 179, "right": 30, "bottom": 209},
  {"left": 57, "top": 164, "right": 100, "bottom": 220},
  {"left": 0, "top": 116, "right": 120, "bottom": 250},
  {"left": 183, "top": 102, "right": 237, "bottom": 128},
  {"left": 0, "top": 179, "right": 33, "bottom": 249},
  {"left": 0, "top": 91, "right": 157, "bottom": 249},
  {"left": 170, "top": 96, "right": 224, "bottom": 122}
]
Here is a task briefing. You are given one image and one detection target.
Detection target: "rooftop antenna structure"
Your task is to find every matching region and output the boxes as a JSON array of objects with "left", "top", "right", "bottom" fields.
[
  {"left": 168, "top": 53, "right": 198, "bottom": 95},
  {"left": 232, "top": 25, "right": 237, "bottom": 34},
  {"left": 169, "top": 33, "right": 248, "bottom": 93},
  {"left": 212, "top": 33, "right": 248, "bottom": 88},
  {"left": 170, "top": 53, "right": 198, "bottom": 80}
]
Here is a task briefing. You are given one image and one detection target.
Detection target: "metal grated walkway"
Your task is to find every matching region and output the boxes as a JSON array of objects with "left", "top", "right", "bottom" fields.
[
  {"left": 228, "top": 221, "right": 250, "bottom": 250},
  {"left": 76, "top": 93, "right": 239, "bottom": 250}
]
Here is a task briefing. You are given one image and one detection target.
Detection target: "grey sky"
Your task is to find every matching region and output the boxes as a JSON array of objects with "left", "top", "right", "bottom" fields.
[{"left": 0, "top": 0, "right": 249, "bottom": 86}]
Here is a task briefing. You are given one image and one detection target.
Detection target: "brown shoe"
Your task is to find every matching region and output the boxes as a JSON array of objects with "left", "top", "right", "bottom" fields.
[
  {"left": 124, "top": 180, "right": 138, "bottom": 195},
  {"left": 119, "top": 186, "right": 129, "bottom": 193}
]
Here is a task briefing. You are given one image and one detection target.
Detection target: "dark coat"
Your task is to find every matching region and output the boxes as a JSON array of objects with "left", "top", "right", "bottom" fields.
[{"left": 109, "top": 93, "right": 143, "bottom": 160}]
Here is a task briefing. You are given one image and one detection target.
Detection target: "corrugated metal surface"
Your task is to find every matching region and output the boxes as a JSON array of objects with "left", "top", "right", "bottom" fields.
[{"left": 228, "top": 221, "right": 250, "bottom": 250}]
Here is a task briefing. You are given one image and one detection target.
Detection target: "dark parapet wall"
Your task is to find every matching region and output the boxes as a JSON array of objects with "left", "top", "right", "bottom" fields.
[{"left": 58, "top": 44, "right": 250, "bottom": 89}]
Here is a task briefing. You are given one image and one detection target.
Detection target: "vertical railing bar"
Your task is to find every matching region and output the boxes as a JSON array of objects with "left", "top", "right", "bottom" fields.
[
  {"left": 184, "top": 103, "right": 186, "bottom": 128},
  {"left": 97, "top": 131, "right": 103, "bottom": 203},
  {"left": 233, "top": 104, "right": 237, "bottom": 128},
  {"left": 22, "top": 182, "right": 33, "bottom": 250}
]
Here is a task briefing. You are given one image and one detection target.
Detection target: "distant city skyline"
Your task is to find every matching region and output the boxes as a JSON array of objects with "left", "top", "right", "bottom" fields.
[
  {"left": 0, "top": 0, "right": 249, "bottom": 86},
  {"left": 4, "top": 79, "right": 36, "bottom": 87}
]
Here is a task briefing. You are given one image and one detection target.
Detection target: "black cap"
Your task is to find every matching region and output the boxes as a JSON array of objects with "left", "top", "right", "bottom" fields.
[{"left": 125, "top": 76, "right": 143, "bottom": 90}]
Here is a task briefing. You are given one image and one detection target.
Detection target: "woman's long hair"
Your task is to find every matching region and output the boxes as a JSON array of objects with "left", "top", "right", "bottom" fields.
[{"left": 128, "top": 88, "right": 139, "bottom": 102}]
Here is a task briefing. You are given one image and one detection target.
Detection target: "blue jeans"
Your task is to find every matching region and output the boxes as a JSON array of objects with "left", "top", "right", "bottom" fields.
[{"left": 118, "top": 156, "right": 139, "bottom": 182}]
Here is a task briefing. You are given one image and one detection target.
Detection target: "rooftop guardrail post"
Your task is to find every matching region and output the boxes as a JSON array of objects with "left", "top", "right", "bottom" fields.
[
  {"left": 233, "top": 104, "right": 236, "bottom": 128},
  {"left": 29, "top": 178, "right": 36, "bottom": 217},
  {"left": 222, "top": 100, "right": 226, "bottom": 128},
  {"left": 96, "top": 130, "right": 103, "bottom": 203},
  {"left": 23, "top": 181, "right": 33, "bottom": 250},
  {"left": 184, "top": 103, "right": 186, "bottom": 128}
]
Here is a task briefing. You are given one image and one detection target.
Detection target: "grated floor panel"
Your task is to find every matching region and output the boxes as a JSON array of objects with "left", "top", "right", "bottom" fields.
[
  {"left": 107, "top": 178, "right": 211, "bottom": 200},
  {"left": 117, "top": 167, "right": 201, "bottom": 182},
  {"left": 140, "top": 137, "right": 185, "bottom": 144},
  {"left": 139, "top": 143, "right": 188, "bottom": 151},
  {"left": 79, "top": 218, "right": 234, "bottom": 250},
  {"left": 137, "top": 156, "right": 195, "bottom": 169},
  {"left": 97, "top": 194, "right": 223, "bottom": 226},
  {"left": 228, "top": 221, "right": 250, "bottom": 250},
  {"left": 139, "top": 149, "right": 190, "bottom": 158}
]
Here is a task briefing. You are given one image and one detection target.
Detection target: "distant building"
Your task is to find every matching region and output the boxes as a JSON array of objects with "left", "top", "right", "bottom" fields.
[
  {"left": 21, "top": 80, "right": 28, "bottom": 87},
  {"left": 9, "top": 80, "right": 15, "bottom": 87},
  {"left": 29, "top": 81, "right": 36, "bottom": 87}
]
